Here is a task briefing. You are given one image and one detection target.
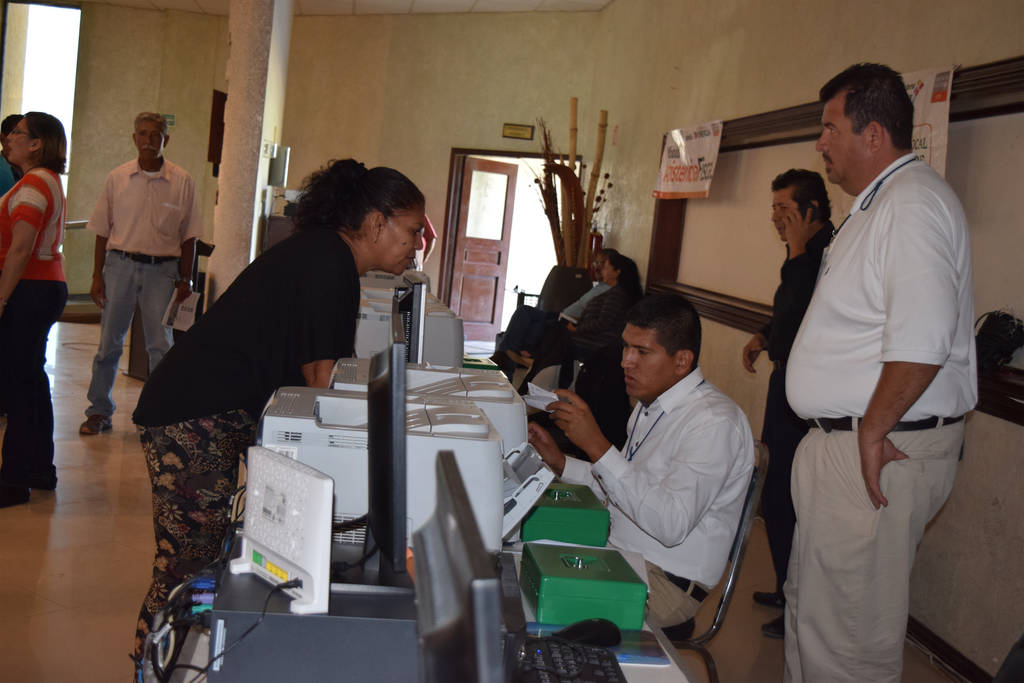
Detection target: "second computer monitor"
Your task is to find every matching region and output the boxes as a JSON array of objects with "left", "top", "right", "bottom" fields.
[{"left": 366, "top": 336, "right": 408, "bottom": 579}]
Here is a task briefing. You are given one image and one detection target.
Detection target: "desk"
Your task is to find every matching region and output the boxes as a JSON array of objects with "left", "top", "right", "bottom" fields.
[
  {"left": 507, "top": 548, "right": 694, "bottom": 683},
  {"left": 149, "top": 541, "right": 695, "bottom": 682}
]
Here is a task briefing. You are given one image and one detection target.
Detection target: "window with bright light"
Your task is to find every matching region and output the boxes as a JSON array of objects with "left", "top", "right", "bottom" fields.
[{"left": 2, "top": 2, "right": 81, "bottom": 182}]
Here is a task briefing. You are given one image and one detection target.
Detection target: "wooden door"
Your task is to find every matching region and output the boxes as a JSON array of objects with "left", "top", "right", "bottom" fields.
[{"left": 448, "top": 157, "right": 518, "bottom": 341}]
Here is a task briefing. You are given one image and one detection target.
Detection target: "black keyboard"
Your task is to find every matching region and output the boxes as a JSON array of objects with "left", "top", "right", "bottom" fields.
[{"left": 518, "top": 636, "right": 625, "bottom": 683}]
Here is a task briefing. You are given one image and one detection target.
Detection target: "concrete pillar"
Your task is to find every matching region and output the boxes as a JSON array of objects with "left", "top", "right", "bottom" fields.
[{"left": 207, "top": 0, "right": 292, "bottom": 302}]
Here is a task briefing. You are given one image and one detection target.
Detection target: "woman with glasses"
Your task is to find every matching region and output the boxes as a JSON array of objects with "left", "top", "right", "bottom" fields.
[
  {"left": 129, "top": 158, "right": 426, "bottom": 670},
  {"left": 0, "top": 112, "right": 68, "bottom": 508}
]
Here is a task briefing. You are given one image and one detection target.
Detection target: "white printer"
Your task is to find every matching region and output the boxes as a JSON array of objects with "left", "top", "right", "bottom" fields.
[
  {"left": 258, "top": 386, "right": 505, "bottom": 551},
  {"left": 331, "top": 358, "right": 527, "bottom": 452}
]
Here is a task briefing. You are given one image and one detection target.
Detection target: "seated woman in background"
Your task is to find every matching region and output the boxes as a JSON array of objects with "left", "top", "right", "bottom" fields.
[
  {"left": 491, "top": 248, "right": 618, "bottom": 380},
  {"left": 519, "top": 250, "right": 642, "bottom": 390}
]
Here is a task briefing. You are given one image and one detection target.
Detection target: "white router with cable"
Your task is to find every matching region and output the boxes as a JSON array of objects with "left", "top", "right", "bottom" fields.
[{"left": 229, "top": 446, "right": 333, "bottom": 615}]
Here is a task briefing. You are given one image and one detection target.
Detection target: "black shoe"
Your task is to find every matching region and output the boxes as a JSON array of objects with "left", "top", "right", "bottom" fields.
[
  {"left": 762, "top": 614, "right": 785, "bottom": 639},
  {"left": 0, "top": 485, "right": 30, "bottom": 508},
  {"left": 28, "top": 476, "right": 57, "bottom": 490},
  {"left": 661, "top": 617, "right": 695, "bottom": 643},
  {"left": 753, "top": 590, "right": 786, "bottom": 609}
]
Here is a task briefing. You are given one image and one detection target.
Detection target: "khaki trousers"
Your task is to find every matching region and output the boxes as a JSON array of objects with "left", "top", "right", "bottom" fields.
[
  {"left": 644, "top": 561, "right": 705, "bottom": 628},
  {"left": 783, "top": 422, "right": 963, "bottom": 683}
]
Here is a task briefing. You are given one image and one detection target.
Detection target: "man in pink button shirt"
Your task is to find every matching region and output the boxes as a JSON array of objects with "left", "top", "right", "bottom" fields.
[{"left": 80, "top": 112, "right": 202, "bottom": 435}]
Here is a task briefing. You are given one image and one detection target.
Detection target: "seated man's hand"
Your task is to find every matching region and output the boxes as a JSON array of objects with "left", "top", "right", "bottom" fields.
[
  {"left": 548, "top": 389, "right": 612, "bottom": 463},
  {"left": 528, "top": 422, "right": 566, "bottom": 476}
]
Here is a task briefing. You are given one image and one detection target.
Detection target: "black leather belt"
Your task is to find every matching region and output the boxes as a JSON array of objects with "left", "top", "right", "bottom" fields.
[
  {"left": 806, "top": 415, "right": 964, "bottom": 433},
  {"left": 110, "top": 249, "right": 178, "bottom": 265},
  {"left": 665, "top": 571, "right": 709, "bottom": 602}
]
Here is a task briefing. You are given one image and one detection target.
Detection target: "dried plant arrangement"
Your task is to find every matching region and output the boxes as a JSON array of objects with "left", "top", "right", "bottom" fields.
[{"left": 535, "top": 99, "right": 610, "bottom": 268}]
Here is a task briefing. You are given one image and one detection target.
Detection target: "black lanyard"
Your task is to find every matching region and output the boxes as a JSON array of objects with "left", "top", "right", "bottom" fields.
[
  {"left": 832, "top": 156, "right": 918, "bottom": 243},
  {"left": 626, "top": 410, "right": 664, "bottom": 462}
]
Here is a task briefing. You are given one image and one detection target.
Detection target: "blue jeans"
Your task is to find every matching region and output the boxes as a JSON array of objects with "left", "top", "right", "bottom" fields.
[
  {"left": 86, "top": 251, "right": 177, "bottom": 418},
  {"left": 0, "top": 278, "right": 67, "bottom": 486}
]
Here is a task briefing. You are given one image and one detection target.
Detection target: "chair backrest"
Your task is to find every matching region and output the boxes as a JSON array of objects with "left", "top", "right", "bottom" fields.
[
  {"left": 536, "top": 266, "right": 592, "bottom": 313},
  {"left": 689, "top": 440, "right": 769, "bottom": 646}
]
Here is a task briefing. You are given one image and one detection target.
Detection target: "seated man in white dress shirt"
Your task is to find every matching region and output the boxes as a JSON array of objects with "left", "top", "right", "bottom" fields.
[{"left": 528, "top": 293, "right": 754, "bottom": 640}]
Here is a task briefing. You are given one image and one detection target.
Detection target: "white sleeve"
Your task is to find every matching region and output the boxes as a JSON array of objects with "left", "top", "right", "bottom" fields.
[{"left": 880, "top": 190, "right": 960, "bottom": 365}]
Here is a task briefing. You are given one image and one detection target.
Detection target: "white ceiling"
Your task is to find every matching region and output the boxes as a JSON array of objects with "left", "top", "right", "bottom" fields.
[{"left": 78, "top": 0, "right": 612, "bottom": 16}]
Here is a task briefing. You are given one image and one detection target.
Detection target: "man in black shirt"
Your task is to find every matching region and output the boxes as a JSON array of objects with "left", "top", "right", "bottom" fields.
[{"left": 741, "top": 169, "right": 832, "bottom": 638}]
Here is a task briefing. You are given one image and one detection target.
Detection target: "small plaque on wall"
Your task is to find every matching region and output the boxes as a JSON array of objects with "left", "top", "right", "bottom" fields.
[{"left": 502, "top": 123, "right": 534, "bottom": 140}]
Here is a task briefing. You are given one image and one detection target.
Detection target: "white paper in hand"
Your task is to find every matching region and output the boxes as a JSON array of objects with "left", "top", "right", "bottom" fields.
[
  {"left": 522, "top": 383, "right": 559, "bottom": 411},
  {"left": 162, "top": 291, "right": 200, "bottom": 331}
]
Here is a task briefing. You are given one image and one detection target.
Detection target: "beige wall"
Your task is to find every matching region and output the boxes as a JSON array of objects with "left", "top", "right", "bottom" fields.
[
  {"left": 1, "top": 3, "right": 27, "bottom": 120},
  {"left": 282, "top": 12, "right": 599, "bottom": 287},
  {"left": 65, "top": 5, "right": 227, "bottom": 293}
]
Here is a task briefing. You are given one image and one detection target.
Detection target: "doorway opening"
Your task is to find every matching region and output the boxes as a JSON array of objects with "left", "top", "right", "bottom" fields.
[{"left": 440, "top": 148, "right": 579, "bottom": 344}]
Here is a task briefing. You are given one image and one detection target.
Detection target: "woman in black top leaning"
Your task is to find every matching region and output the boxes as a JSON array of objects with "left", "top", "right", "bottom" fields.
[{"left": 130, "top": 159, "right": 425, "bottom": 666}]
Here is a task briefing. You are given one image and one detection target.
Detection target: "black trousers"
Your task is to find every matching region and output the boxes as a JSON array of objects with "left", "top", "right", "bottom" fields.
[
  {"left": 759, "top": 366, "right": 807, "bottom": 594},
  {"left": 0, "top": 277, "right": 67, "bottom": 487}
]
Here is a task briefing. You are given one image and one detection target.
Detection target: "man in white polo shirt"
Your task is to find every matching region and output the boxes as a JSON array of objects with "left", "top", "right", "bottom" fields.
[
  {"left": 80, "top": 112, "right": 202, "bottom": 435},
  {"left": 528, "top": 293, "right": 754, "bottom": 641},
  {"left": 784, "top": 63, "right": 976, "bottom": 682}
]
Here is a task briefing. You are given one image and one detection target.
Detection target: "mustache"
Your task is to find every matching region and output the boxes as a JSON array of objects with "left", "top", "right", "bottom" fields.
[{"left": 822, "top": 153, "right": 832, "bottom": 164}]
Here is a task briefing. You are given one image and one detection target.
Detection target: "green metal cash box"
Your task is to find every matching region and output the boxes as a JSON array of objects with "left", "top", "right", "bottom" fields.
[
  {"left": 519, "top": 542, "right": 647, "bottom": 629},
  {"left": 520, "top": 483, "right": 610, "bottom": 546}
]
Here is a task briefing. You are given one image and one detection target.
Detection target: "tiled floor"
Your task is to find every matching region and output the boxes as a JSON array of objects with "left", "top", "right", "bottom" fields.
[{"left": 0, "top": 323, "right": 958, "bottom": 682}]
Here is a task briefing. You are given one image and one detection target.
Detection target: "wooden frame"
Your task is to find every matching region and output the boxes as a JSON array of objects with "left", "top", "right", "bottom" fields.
[
  {"left": 648, "top": 55, "right": 1024, "bottom": 428},
  {"left": 440, "top": 147, "right": 582, "bottom": 304}
]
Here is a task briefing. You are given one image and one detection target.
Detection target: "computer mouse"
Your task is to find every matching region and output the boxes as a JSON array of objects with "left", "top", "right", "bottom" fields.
[{"left": 553, "top": 617, "right": 622, "bottom": 647}]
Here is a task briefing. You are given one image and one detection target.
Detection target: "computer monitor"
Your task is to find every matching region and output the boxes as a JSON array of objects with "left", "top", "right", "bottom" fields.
[
  {"left": 395, "top": 282, "right": 426, "bottom": 364},
  {"left": 413, "top": 451, "right": 505, "bottom": 683},
  {"left": 365, "top": 330, "right": 408, "bottom": 580}
]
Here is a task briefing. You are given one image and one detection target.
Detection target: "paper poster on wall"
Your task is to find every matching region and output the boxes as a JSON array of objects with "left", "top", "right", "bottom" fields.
[
  {"left": 902, "top": 66, "right": 954, "bottom": 176},
  {"left": 652, "top": 121, "right": 723, "bottom": 199}
]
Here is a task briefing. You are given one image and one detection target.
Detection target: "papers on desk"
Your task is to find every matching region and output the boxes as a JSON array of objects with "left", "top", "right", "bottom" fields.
[
  {"left": 162, "top": 291, "right": 200, "bottom": 331},
  {"left": 522, "top": 383, "right": 560, "bottom": 411}
]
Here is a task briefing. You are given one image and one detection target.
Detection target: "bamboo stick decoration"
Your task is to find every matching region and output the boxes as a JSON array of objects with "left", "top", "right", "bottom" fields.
[
  {"left": 560, "top": 97, "right": 578, "bottom": 263},
  {"left": 537, "top": 121, "right": 566, "bottom": 265},
  {"left": 581, "top": 109, "right": 608, "bottom": 265}
]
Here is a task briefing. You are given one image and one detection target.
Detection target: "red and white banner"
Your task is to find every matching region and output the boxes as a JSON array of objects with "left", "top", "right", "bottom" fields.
[
  {"left": 652, "top": 121, "right": 723, "bottom": 199},
  {"left": 903, "top": 66, "right": 954, "bottom": 177}
]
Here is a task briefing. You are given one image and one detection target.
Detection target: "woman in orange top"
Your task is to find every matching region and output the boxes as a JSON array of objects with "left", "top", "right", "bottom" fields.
[{"left": 0, "top": 112, "right": 68, "bottom": 508}]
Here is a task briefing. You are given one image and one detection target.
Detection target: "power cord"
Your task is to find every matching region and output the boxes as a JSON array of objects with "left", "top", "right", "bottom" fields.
[{"left": 185, "top": 578, "right": 302, "bottom": 683}]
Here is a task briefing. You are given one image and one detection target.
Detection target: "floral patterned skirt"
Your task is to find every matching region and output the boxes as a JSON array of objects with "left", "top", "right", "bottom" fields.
[{"left": 133, "top": 409, "right": 256, "bottom": 663}]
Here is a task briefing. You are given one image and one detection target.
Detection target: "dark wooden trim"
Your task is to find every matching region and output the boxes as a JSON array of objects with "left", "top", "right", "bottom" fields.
[
  {"left": 717, "top": 56, "right": 1024, "bottom": 153},
  {"left": 977, "top": 366, "right": 1024, "bottom": 427},
  {"left": 907, "top": 617, "right": 993, "bottom": 683},
  {"left": 439, "top": 149, "right": 465, "bottom": 305},
  {"left": 648, "top": 282, "right": 771, "bottom": 335},
  {"left": 646, "top": 198, "right": 685, "bottom": 284}
]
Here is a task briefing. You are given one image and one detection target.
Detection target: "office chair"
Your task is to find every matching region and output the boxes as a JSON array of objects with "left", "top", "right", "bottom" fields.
[{"left": 674, "top": 441, "right": 769, "bottom": 683}]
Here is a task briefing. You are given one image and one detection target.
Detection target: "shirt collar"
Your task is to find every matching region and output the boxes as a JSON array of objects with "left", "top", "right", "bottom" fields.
[
  {"left": 645, "top": 366, "right": 705, "bottom": 415},
  {"left": 849, "top": 152, "right": 917, "bottom": 215},
  {"left": 132, "top": 159, "right": 168, "bottom": 179}
]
